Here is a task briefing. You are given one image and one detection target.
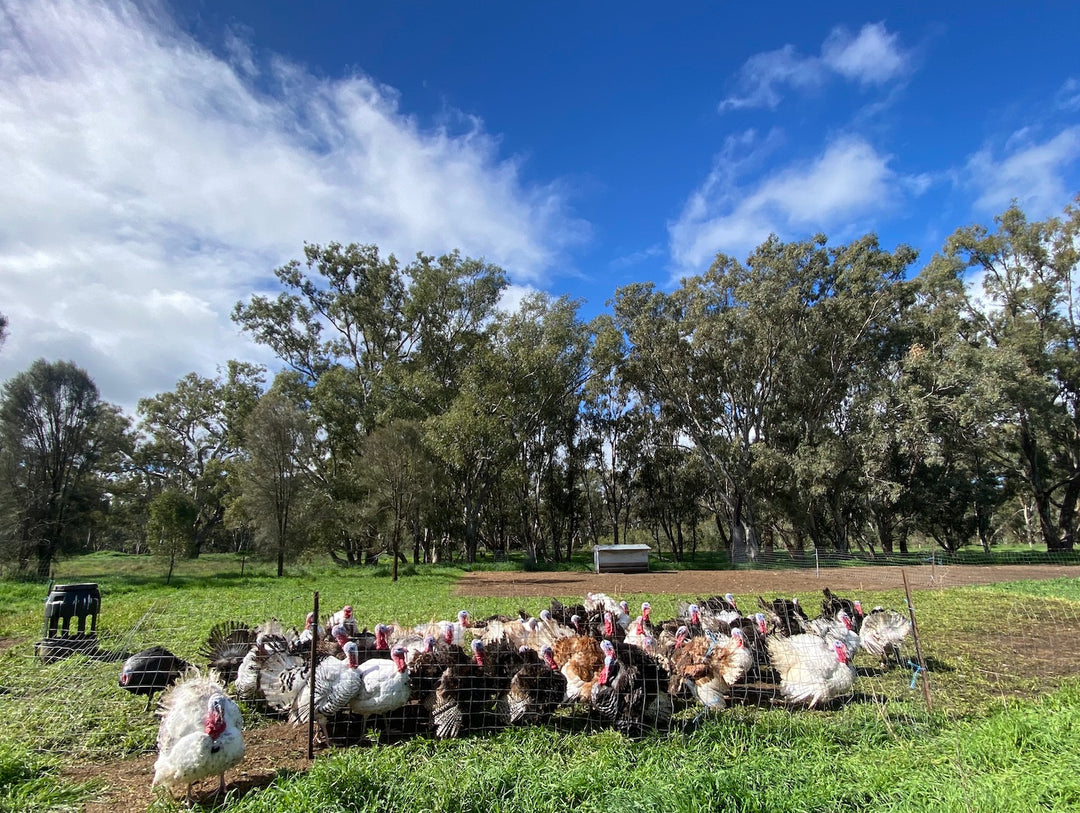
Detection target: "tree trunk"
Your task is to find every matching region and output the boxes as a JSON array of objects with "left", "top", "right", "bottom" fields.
[
  {"left": 392, "top": 522, "right": 401, "bottom": 582},
  {"left": 729, "top": 495, "right": 760, "bottom": 563},
  {"left": 35, "top": 537, "right": 55, "bottom": 580},
  {"left": 1055, "top": 475, "right": 1080, "bottom": 552},
  {"left": 463, "top": 498, "right": 479, "bottom": 564},
  {"left": 713, "top": 511, "right": 730, "bottom": 557},
  {"left": 1019, "top": 416, "right": 1063, "bottom": 550},
  {"left": 876, "top": 513, "right": 895, "bottom": 555}
]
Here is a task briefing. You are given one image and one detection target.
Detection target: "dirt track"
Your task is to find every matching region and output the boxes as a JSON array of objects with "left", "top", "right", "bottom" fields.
[{"left": 457, "top": 563, "right": 1080, "bottom": 598}]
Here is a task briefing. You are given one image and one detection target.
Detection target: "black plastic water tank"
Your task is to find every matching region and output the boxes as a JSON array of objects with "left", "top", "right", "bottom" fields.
[{"left": 43, "top": 582, "right": 101, "bottom": 637}]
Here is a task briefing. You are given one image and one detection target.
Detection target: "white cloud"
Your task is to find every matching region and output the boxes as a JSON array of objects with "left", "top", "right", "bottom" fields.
[
  {"left": 719, "top": 22, "right": 910, "bottom": 112},
  {"left": 1057, "top": 78, "right": 1080, "bottom": 112},
  {"left": 966, "top": 127, "right": 1080, "bottom": 217},
  {"left": 669, "top": 134, "right": 903, "bottom": 271},
  {"left": 718, "top": 45, "right": 824, "bottom": 112},
  {"left": 0, "top": 0, "right": 587, "bottom": 415},
  {"left": 821, "top": 23, "right": 908, "bottom": 86}
]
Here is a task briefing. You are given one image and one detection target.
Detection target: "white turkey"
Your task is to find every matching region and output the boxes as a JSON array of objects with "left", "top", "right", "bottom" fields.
[
  {"left": 803, "top": 609, "right": 860, "bottom": 659},
  {"left": 584, "top": 591, "right": 621, "bottom": 616},
  {"left": 623, "top": 615, "right": 651, "bottom": 649},
  {"left": 152, "top": 670, "right": 245, "bottom": 805},
  {"left": 415, "top": 610, "right": 472, "bottom": 646},
  {"left": 766, "top": 634, "right": 856, "bottom": 708},
  {"left": 857, "top": 608, "right": 913, "bottom": 667},
  {"left": 234, "top": 625, "right": 307, "bottom": 716},
  {"left": 328, "top": 604, "right": 360, "bottom": 637},
  {"left": 294, "top": 611, "right": 326, "bottom": 653},
  {"left": 344, "top": 646, "right": 411, "bottom": 742},
  {"left": 534, "top": 609, "right": 576, "bottom": 650},
  {"left": 292, "top": 641, "right": 364, "bottom": 743},
  {"left": 480, "top": 615, "right": 540, "bottom": 649}
]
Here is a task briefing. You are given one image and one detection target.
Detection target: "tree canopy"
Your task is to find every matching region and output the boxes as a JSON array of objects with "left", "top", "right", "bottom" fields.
[{"left": 4, "top": 197, "right": 1080, "bottom": 576}]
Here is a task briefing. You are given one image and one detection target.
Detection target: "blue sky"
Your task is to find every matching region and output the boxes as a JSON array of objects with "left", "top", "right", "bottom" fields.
[{"left": 1, "top": 0, "right": 1078, "bottom": 415}]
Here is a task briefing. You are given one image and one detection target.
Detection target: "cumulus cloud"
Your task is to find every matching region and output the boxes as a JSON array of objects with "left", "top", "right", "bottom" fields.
[
  {"left": 669, "top": 133, "right": 904, "bottom": 271},
  {"left": 966, "top": 127, "right": 1080, "bottom": 217},
  {"left": 0, "top": 0, "right": 587, "bottom": 415},
  {"left": 719, "top": 22, "right": 910, "bottom": 112}
]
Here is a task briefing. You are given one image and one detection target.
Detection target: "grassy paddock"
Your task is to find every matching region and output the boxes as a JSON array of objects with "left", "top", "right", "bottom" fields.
[{"left": 1, "top": 554, "right": 1079, "bottom": 812}]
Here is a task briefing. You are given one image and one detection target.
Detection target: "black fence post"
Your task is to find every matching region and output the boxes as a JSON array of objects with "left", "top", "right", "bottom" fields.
[{"left": 308, "top": 590, "right": 319, "bottom": 759}]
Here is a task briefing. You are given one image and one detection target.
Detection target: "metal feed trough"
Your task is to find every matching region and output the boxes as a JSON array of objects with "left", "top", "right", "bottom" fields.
[{"left": 593, "top": 544, "right": 651, "bottom": 574}]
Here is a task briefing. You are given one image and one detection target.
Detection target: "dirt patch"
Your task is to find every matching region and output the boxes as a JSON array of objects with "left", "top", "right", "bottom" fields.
[
  {"left": 66, "top": 722, "right": 314, "bottom": 812},
  {"left": 455, "top": 563, "right": 1080, "bottom": 599}
]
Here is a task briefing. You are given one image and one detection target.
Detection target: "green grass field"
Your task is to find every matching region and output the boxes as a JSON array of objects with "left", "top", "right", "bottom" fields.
[{"left": 2, "top": 552, "right": 1079, "bottom": 812}]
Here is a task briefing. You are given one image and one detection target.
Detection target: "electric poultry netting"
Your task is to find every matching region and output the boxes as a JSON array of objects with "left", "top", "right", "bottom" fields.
[{"left": 9, "top": 576, "right": 1080, "bottom": 766}]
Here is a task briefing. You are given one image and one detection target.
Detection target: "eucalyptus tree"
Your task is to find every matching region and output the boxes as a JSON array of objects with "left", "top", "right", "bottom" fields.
[
  {"left": 632, "top": 419, "right": 706, "bottom": 561},
  {"left": 234, "top": 243, "right": 507, "bottom": 566},
  {"left": 233, "top": 243, "right": 506, "bottom": 428},
  {"left": 927, "top": 196, "right": 1080, "bottom": 551},
  {"left": 146, "top": 487, "right": 198, "bottom": 584},
  {"left": 759, "top": 234, "right": 917, "bottom": 554},
  {"left": 613, "top": 233, "right": 916, "bottom": 560},
  {"left": 423, "top": 341, "right": 516, "bottom": 563},
  {"left": 135, "top": 361, "right": 264, "bottom": 556},
  {"left": 858, "top": 255, "right": 1011, "bottom": 555},
  {"left": 360, "top": 420, "right": 436, "bottom": 580},
  {"left": 0, "top": 359, "right": 132, "bottom": 577},
  {"left": 495, "top": 293, "right": 591, "bottom": 563},
  {"left": 580, "top": 314, "right": 648, "bottom": 546},
  {"left": 613, "top": 275, "right": 760, "bottom": 561},
  {"left": 422, "top": 293, "right": 590, "bottom": 563},
  {"left": 233, "top": 377, "right": 319, "bottom": 577}
]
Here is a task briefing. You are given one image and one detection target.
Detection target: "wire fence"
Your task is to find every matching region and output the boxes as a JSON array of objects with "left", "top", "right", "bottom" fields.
[{"left": 8, "top": 558, "right": 1079, "bottom": 777}]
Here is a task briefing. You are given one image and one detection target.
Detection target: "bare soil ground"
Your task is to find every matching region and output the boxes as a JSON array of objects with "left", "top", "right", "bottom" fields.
[
  {"left": 455, "top": 562, "right": 1080, "bottom": 598},
  {"left": 68, "top": 721, "right": 314, "bottom": 812},
  {"left": 64, "top": 563, "right": 1080, "bottom": 811}
]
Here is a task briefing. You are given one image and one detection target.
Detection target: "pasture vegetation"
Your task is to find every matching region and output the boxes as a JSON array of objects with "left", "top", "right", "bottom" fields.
[{"left": 1, "top": 554, "right": 1079, "bottom": 812}]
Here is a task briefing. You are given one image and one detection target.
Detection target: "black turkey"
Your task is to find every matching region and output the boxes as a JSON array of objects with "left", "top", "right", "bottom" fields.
[
  {"left": 821, "top": 588, "right": 865, "bottom": 631},
  {"left": 118, "top": 646, "right": 190, "bottom": 711}
]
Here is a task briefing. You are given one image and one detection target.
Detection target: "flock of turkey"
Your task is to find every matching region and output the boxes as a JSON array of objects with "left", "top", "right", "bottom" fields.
[{"left": 126, "top": 588, "right": 913, "bottom": 803}]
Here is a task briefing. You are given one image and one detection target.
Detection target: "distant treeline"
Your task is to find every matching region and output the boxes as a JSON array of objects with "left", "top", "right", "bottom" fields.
[{"left": 2, "top": 196, "right": 1079, "bottom": 578}]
